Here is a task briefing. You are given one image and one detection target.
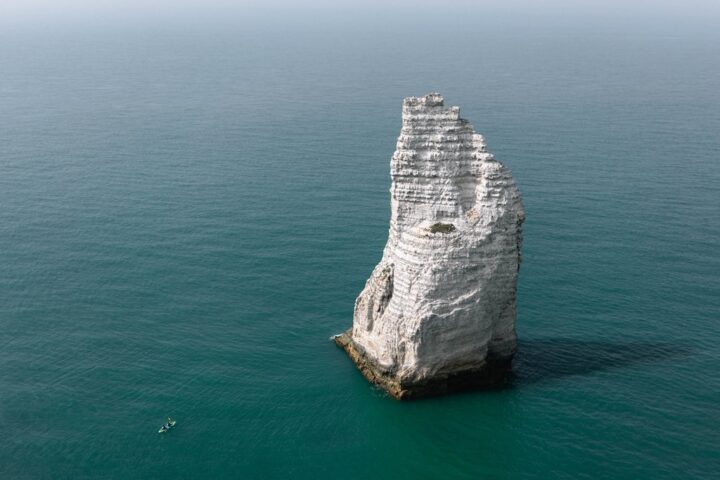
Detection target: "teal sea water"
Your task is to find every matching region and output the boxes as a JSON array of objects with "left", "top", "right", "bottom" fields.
[{"left": 1, "top": 17, "right": 719, "bottom": 479}]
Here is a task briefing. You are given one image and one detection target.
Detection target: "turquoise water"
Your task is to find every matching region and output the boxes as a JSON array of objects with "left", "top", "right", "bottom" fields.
[{"left": 1, "top": 20, "right": 719, "bottom": 479}]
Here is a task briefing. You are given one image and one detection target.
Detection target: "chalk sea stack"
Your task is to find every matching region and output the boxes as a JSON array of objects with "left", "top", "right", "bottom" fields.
[{"left": 335, "top": 93, "right": 525, "bottom": 399}]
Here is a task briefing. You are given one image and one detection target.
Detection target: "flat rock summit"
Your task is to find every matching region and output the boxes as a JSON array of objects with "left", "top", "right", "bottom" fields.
[{"left": 336, "top": 93, "right": 525, "bottom": 399}]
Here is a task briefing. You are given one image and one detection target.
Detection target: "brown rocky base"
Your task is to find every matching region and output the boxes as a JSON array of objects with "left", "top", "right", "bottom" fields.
[{"left": 334, "top": 331, "right": 513, "bottom": 400}]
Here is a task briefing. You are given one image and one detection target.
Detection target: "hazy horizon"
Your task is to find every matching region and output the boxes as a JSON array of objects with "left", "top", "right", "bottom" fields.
[{"left": 2, "top": 0, "right": 720, "bottom": 36}]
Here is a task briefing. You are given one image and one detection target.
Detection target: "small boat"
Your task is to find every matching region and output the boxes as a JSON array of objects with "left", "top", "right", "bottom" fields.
[{"left": 158, "top": 417, "right": 177, "bottom": 434}]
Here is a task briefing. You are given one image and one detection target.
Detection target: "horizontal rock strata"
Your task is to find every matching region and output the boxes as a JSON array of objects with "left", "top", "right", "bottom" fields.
[{"left": 338, "top": 93, "right": 524, "bottom": 400}]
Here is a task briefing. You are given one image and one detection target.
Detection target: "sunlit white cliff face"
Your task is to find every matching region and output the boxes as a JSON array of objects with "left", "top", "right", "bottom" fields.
[{"left": 338, "top": 93, "right": 524, "bottom": 399}]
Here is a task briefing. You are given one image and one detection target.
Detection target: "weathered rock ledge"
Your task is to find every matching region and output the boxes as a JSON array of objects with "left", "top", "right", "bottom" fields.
[{"left": 335, "top": 331, "right": 513, "bottom": 400}]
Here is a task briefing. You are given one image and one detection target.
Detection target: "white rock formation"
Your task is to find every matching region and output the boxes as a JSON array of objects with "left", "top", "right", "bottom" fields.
[{"left": 336, "top": 93, "right": 524, "bottom": 399}]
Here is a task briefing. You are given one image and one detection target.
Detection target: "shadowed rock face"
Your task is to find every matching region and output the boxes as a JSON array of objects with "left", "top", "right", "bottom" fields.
[{"left": 337, "top": 93, "right": 524, "bottom": 399}]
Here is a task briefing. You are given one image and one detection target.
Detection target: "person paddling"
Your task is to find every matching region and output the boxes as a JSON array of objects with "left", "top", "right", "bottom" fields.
[{"left": 159, "top": 417, "right": 176, "bottom": 433}]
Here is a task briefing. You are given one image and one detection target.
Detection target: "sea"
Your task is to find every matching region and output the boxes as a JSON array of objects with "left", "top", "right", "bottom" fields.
[{"left": 1, "top": 10, "right": 719, "bottom": 479}]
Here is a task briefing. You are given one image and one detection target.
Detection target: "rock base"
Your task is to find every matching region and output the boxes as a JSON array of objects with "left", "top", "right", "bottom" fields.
[{"left": 334, "top": 331, "right": 513, "bottom": 400}]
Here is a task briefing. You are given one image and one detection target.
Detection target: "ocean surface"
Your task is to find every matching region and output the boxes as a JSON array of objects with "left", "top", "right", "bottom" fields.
[{"left": 1, "top": 18, "right": 719, "bottom": 479}]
